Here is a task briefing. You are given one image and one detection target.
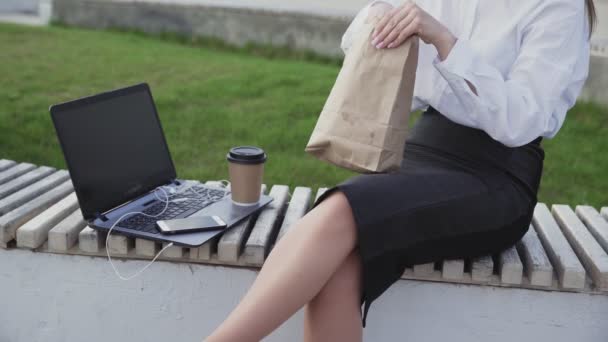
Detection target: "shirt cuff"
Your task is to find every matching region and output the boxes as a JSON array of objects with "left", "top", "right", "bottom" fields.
[{"left": 432, "top": 37, "right": 476, "bottom": 82}]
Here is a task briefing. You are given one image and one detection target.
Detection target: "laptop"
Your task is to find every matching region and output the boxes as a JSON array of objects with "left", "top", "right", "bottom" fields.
[{"left": 50, "top": 83, "right": 273, "bottom": 247}]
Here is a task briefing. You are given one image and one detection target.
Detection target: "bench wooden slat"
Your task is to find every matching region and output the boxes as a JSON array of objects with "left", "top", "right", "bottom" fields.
[
  {"left": 0, "top": 159, "right": 16, "bottom": 172},
  {"left": 532, "top": 203, "right": 586, "bottom": 289},
  {"left": 442, "top": 259, "right": 465, "bottom": 280},
  {"left": 16, "top": 192, "right": 79, "bottom": 249},
  {"left": 601, "top": 207, "right": 608, "bottom": 222},
  {"left": 413, "top": 262, "right": 435, "bottom": 276},
  {"left": 0, "top": 170, "right": 70, "bottom": 215},
  {"left": 498, "top": 246, "right": 523, "bottom": 284},
  {"left": 276, "top": 187, "right": 312, "bottom": 242},
  {"left": 162, "top": 242, "right": 184, "bottom": 259},
  {"left": 162, "top": 241, "right": 183, "bottom": 259},
  {"left": 135, "top": 238, "right": 159, "bottom": 257},
  {"left": 194, "top": 238, "right": 214, "bottom": 260},
  {"left": 552, "top": 205, "right": 608, "bottom": 290},
  {"left": 189, "top": 244, "right": 200, "bottom": 260},
  {"left": 0, "top": 166, "right": 56, "bottom": 200},
  {"left": 189, "top": 181, "right": 234, "bottom": 261},
  {"left": 242, "top": 185, "right": 290, "bottom": 266},
  {"left": 471, "top": 255, "right": 494, "bottom": 282},
  {"left": 107, "top": 233, "right": 133, "bottom": 255},
  {"left": 576, "top": 205, "right": 608, "bottom": 254},
  {"left": 79, "top": 226, "right": 106, "bottom": 253},
  {"left": 48, "top": 209, "right": 87, "bottom": 251},
  {"left": 216, "top": 213, "right": 256, "bottom": 263},
  {"left": 516, "top": 225, "right": 553, "bottom": 286},
  {"left": 217, "top": 185, "right": 268, "bottom": 263},
  {"left": 0, "top": 179, "right": 73, "bottom": 248},
  {"left": 0, "top": 163, "right": 36, "bottom": 185},
  {"left": 314, "top": 188, "right": 329, "bottom": 202}
]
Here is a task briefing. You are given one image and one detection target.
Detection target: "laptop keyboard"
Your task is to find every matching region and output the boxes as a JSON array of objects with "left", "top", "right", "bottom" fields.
[{"left": 116, "top": 185, "right": 227, "bottom": 234}]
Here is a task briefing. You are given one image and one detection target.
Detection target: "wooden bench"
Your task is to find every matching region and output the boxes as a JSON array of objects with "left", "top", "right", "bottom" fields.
[{"left": 1, "top": 157, "right": 607, "bottom": 341}]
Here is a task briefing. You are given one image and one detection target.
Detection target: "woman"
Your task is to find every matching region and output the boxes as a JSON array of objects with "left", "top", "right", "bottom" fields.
[{"left": 207, "top": 0, "right": 594, "bottom": 340}]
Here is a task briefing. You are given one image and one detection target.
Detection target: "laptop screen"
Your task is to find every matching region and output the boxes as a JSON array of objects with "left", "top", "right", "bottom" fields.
[{"left": 51, "top": 84, "right": 177, "bottom": 220}]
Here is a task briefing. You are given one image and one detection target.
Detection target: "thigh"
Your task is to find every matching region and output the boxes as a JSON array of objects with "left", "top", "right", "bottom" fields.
[
  {"left": 335, "top": 166, "right": 493, "bottom": 228},
  {"left": 358, "top": 169, "right": 533, "bottom": 257},
  {"left": 314, "top": 163, "right": 534, "bottom": 249}
]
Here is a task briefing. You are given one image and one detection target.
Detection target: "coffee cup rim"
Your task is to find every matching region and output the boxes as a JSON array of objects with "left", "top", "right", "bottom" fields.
[{"left": 227, "top": 146, "right": 267, "bottom": 165}]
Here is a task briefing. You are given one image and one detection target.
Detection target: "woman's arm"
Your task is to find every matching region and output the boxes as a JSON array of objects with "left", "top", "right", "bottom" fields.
[
  {"left": 372, "top": 1, "right": 456, "bottom": 59},
  {"left": 373, "top": 0, "right": 590, "bottom": 147}
]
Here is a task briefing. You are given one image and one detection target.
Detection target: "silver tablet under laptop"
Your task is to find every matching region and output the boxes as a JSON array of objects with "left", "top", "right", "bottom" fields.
[{"left": 50, "top": 83, "right": 272, "bottom": 247}]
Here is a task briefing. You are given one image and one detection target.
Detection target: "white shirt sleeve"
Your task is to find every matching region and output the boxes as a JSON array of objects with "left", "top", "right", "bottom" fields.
[
  {"left": 341, "top": 1, "right": 403, "bottom": 54},
  {"left": 432, "top": 1, "right": 589, "bottom": 147}
]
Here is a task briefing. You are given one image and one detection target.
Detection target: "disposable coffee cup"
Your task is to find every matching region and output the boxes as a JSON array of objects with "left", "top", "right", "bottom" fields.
[{"left": 226, "top": 146, "right": 267, "bottom": 206}]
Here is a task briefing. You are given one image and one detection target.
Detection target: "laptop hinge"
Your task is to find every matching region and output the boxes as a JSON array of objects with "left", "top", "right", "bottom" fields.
[{"left": 94, "top": 212, "right": 109, "bottom": 222}]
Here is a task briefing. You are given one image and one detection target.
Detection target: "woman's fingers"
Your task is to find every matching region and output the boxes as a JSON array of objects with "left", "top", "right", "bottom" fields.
[
  {"left": 387, "top": 18, "right": 419, "bottom": 48},
  {"left": 372, "top": 7, "right": 402, "bottom": 44},
  {"left": 377, "top": 10, "right": 417, "bottom": 48},
  {"left": 373, "top": 1, "right": 414, "bottom": 38},
  {"left": 371, "top": 2, "right": 417, "bottom": 48}
]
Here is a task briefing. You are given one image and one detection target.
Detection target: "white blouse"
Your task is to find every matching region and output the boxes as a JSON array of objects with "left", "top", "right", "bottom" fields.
[{"left": 341, "top": 0, "right": 590, "bottom": 147}]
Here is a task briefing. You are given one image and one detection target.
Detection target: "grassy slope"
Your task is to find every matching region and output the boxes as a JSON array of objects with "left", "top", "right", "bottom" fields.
[{"left": 0, "top": 23, "right": 605, "bottom": 207}]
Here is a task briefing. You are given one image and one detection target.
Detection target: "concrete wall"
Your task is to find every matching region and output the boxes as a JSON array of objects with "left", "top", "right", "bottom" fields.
[
  {"left": 52, "top": 0, "right": 351, "bottom": 58},
  {"left": 0, "top": 0, "right": 40, "bottom": 14},
  {"left": 1, "top": 248, "right": 608, "bottom": 341},
  {"left": 579, "top": 55, "right": 608, "bottom": 104},
  {"left": 595, "top": 0, "right": 608, "bottom": 38},
  {"left": 51, "top": 0, "right": 608, "bottom": 106},
  {"left": 107, "top": 0, "right": 370, "bottom": 17}
]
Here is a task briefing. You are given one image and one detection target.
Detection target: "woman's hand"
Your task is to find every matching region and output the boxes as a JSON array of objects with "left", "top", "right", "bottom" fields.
[{"left": 371, "top": 1, "right": 457, "bottom": 61}]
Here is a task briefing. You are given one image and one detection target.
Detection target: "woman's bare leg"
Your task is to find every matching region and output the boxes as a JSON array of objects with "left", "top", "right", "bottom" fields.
[
  {"left": 206, "top": 191, "right": 359, "bottom": 342},
  {"left": 303, "top": 251, "right": 363, "bottom": 342}
]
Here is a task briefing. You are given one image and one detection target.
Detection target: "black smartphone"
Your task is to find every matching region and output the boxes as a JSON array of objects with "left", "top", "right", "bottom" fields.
[{"left": 156, "top": 215, "right": 227, "bottom": 234}]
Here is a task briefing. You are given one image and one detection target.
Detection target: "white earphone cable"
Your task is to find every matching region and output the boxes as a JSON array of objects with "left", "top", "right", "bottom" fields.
[
  {"left": 106, "top": 181, "right": 233, "bottom": 281},
  {"left": 107, "top": 185, "right": 203, "bottom": 280}
]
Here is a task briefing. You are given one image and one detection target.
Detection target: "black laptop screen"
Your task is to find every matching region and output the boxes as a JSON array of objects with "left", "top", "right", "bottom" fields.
[{"left": 51, "top": 84, "right": 177, "bottom": 220}]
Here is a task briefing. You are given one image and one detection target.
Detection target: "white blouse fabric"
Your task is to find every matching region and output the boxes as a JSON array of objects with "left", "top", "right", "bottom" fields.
[{"left": 341, "top": 0, "right": 590, "bottom": 147}]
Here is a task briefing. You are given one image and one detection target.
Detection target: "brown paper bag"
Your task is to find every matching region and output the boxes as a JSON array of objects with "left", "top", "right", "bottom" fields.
[{"left": 305, "top": 17, "right": 419, "bottom": 173}]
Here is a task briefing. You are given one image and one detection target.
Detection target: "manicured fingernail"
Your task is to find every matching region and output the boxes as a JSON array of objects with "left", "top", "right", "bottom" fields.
[
  {"left": 387, "top": 43, "right": 394, "bottom": 48},
  {"left": 371, "top": 37, "right": 379, "bottom": 45},
  {"left": 376, "top": 42, "right": 384, "bottom": 49}
]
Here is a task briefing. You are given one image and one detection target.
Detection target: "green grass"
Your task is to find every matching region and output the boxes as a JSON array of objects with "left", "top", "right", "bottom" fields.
[{"left": 0, "top": 23, "right": 606, "bottom": 208}]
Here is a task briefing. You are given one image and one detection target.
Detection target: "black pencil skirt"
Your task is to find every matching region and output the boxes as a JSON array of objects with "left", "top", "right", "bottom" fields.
[{"left": 311, "top": 107, "right": 545, "bottom": 327}]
